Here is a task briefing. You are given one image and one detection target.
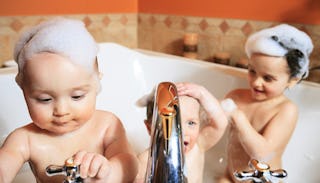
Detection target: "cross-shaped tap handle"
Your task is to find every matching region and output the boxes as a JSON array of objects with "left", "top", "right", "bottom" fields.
[
  {"left": 233, "top": 159, "right": 287, "bottom": 183},
  {"left": 46, "top": 158, "right": 83, "bottom": 183}
]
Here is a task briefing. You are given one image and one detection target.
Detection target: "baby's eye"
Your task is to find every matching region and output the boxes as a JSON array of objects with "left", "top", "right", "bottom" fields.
[
  {"left": 187, "top": 121, "right": 197, "bottom": 126},
  {"left": 248, "top": 69, "right": 256, "bottom": 75},
  {"left": 71, "top": 95, "right": 85, "bottom": 100},
  {"left": 263, "top": 75, "right": 274, "bottom": 82},
  {"left": 36, "top": 98, "right": 52, "bottom": 103}
]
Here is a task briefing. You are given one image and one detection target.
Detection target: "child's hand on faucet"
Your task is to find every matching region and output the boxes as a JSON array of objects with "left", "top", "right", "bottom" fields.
[
  {"left": 176, "top": 82, "right": 221, "bottom": 115},
  {"left": 176, "top": 82, "right": 228, "bottom": 132},
  {"left": 72, "top": 150, "right": 111, "bottom": 180}
]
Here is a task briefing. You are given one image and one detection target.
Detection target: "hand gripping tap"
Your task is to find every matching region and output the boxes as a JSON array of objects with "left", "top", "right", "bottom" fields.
[
  {"left": 46, "top": 158, "right": 83, "bottom": 183},
  {"left": 234, "top": 159, "right": 287, "bottom": 183}
]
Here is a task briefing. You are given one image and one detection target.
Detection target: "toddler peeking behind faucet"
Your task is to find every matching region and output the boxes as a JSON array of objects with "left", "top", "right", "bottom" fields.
[
  {"left": 0, "top": 18, "right": 138, "bottom": 183},
  {"left": 134, "top": 86, "right": 228, "bottom": 183},
  {"left": 178, "top": 24, "right": 313, "bottom": 183}
]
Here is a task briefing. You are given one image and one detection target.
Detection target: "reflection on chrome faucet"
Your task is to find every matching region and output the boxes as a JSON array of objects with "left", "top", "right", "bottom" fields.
[
  {"left": 46, "top": 158, "right": 83, "bottom": 183},
  {"left": 234, "top": 159, "right": 287, "bottom": 183},
  {"left": 145, "top": 82, "right": 188, "bottom": 183}
]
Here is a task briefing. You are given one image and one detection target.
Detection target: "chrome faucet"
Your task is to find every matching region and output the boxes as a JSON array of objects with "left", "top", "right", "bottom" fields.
[
  {"left": 145, "top": 82, "right": 188, "bottom": 183},
  {"left": 46, "top": 158, "right": 83, "bottom": 183},
  {"left": 234, "top": 159, "right": 287, "bottom": 183}
]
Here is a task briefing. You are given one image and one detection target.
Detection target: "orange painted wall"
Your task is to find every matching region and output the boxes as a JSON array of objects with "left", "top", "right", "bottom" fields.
[
  {"left": 1, "top": 0, "right": 319, "bottom": 25},
  {"left": 139, "top": 0, "right": 320, "bottom": 25},
  {"left": 0, "top": 0, "right": 137, "bottom": 15}
]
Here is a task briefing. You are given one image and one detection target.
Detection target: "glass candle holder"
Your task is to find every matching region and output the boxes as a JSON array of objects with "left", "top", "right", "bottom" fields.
[{"left": 183, "top": 33, "right": 198, "bottom": 59}]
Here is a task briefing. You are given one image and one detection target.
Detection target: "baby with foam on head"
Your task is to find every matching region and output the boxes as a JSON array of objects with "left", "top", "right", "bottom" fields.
[
  {"left": 177, "top": 24, "right": 313, "bottom": 183},
  {"left": 134, "top": 85, "right": 228, "bottom": 183},
  {"left": 0, "top": 17, "right": 138, "bottom": 183}
]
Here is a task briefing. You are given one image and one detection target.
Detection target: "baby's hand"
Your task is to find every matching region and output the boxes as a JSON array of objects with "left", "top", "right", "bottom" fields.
[
  {"left": 72, "top": 150, "right": 111, "bottom": 180},
  {"left": 176, "top": 82, "right": 221, "bottom": 115},
  {"left": 176, "top": 82, "right": 205, "bottom": 99}
]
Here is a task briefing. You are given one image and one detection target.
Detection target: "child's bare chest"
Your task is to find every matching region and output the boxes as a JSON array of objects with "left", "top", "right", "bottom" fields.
[
  {"left": 185, "top": 146, "right": 205, "bottom": 183},
  {"left": 28, "top": 131, "right": 105, "bottom": 182},
  {"left": 239, "top": 102, "right": 277, "bottom": 132}
]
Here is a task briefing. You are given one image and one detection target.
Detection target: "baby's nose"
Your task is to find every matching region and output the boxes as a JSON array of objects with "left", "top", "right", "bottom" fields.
[
  {"left": 53, "top": 100, "right": 70, "bottom": 117},
  {"left": 252, "top": 77, "right": 263, "bottom": 87}
]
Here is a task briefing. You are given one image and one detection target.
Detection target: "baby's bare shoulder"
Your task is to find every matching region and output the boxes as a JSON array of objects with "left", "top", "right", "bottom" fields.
[
  {"left": 0, "top": 124, "right": 35, "bottom": 159},
  {"left": 96, "top": 109, "right": 120, "bottom": 119},
  {"left": 5, "top": 123, "right": 34, "bottom": 141},
  {"left": 94, "top": 110, "right": 126, "bottom": 141},
  {"left": 94, "top": 110, "right": 122, "bottom": 126},
  {"left": 278, "top": 99, "right": 298, "bottom": 115}
]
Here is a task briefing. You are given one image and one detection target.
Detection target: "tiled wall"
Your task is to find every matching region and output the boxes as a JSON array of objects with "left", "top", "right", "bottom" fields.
[
  {"left": 0, "top": 13, "right": 137, "bottom": 65},
  {"left": 138, "top": 13, "right": 320, "bottom": 83},
  {"left": 1, "top": 13, "right": 319, "bottom": 83}
]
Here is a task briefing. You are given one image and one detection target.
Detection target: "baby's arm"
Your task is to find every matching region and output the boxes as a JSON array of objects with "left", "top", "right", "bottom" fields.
[
  {"left": 0, "top": 129, "right": 29, "bottom": 182},
  {"left": 176, "top": 82, "right": 228, "bottom": 150},
  {"left": 73, "top": 115, "right": 138, "bottom": 182},
  {"left": 228, "top": 100, "right": 298, "bottom": 161}
]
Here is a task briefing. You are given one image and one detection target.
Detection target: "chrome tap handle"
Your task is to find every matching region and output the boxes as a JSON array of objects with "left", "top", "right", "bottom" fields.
[
  {"left": 233, "top": 171, "right": 258, "bottom": 182},
  {"left": 234, "top": 159, "right": 287, "bottom": 183},
  {"left": 270, "top": 169, "right": 288, "bottom": 179},
  {"left": 46, "top": 158, "right": 83, "bottom": 183},
  {"left": 46, "top": 165, "right": 65, "bottom": 176}
]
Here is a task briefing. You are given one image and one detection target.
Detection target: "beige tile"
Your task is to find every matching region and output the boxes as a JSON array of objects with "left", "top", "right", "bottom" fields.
[{"left": 1, "top": 13, "right": 320, "bottom": 84}]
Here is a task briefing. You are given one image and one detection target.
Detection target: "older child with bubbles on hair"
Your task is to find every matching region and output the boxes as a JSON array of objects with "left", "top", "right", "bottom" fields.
[
  {"left": 134, "top": 87, "right": 228, "bottom": 183},
  {"left": 0, "top": 18, "right": 138, "bottom": 183},
  {"left": 177, "top": 24, "right": 313, "bottom": 182}
]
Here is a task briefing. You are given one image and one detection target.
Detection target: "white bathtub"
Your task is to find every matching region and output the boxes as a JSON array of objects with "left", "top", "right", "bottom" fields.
[{"left": 0, "top": 42, "right": 319, "bottom": 183}]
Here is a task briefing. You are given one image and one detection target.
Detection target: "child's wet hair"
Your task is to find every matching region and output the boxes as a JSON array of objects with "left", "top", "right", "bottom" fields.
[
  {"left": 285, "top": 49, "right": 306, "bottom": 78},
  {"left": 13, "top": 17, "right": 99, "bottom": 85},
  {"left": 245, "top": 24, "right": 313, "bottom": 79}
]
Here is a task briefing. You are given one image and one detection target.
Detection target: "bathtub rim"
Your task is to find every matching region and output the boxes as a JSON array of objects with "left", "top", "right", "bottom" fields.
[
  {"left": 1, "top": 42, "right": 319, "bottom": 88},
  {"left": 134, "top": 47, "right": 320, "bottom": 88}
]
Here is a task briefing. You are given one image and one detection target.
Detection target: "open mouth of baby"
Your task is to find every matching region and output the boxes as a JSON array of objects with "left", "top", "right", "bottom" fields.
[
  {"left": 253, "top": 88, "right": 265, "bottom": 93},
  {"left": 184, "top": 141, "right": 189, "bottom": 146}
]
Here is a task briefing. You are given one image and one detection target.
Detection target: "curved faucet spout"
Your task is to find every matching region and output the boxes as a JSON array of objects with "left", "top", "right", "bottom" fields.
[{"left": 145, "top": 82, "right": 188, "bottom": 183}]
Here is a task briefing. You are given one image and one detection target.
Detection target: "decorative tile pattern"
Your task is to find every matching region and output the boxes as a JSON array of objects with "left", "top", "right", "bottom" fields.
[
  {"left": 149, "top": 16, "right": 156, "bottom": 26},
  {"left": 199, "top": 19, "right": 209, "bottom": 31},
  {"left": 181, "top": 18, "right": 189, "bottom": 29},
  {"left": 120, "top": 15, "right": 128, "bottom": 25},
  {"left": 138, "top": 13, "right": 320, "bottom": 83},
  {"left": 102, "top": 16, "right": 111, "bottom": 26},
  {"left": 164, "top": 16, "right": 172, "bottom": 28},
  {"left": 83, "top": 16, "right": 92, "bottom": 27},
  {"left": 10, "top": 19, "right": 23, "bottom": 32},
  {"left": 0, "top": 14, "right": 137, "bottom": 67},
  {"left": 1, "top": 13, "right": 320, "bottom": 83},
  {"left": 241, "top": 22, "right": 253, "bottom": 36},
  {"left": 219, "top": 20, "right": 230, "bottom": 34}
]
